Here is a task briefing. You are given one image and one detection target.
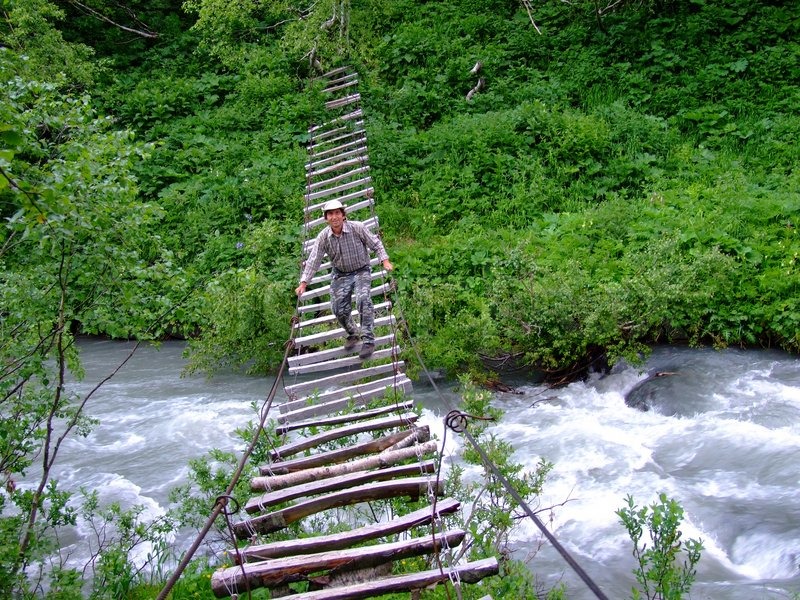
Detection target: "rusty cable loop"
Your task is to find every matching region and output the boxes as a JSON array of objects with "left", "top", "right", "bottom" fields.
[{"left": 444, "top": 409, "right": 495, "bottom": 434}]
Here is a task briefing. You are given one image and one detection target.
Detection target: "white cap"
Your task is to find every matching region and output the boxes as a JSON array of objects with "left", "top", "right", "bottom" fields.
[{"left": 322, "top": 199, "right": 345, "bottom": 214}]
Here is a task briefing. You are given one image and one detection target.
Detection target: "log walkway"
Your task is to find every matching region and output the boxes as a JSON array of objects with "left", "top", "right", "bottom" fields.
[{"left": 210, "top": 67, "right": 498, "bottom": 598}]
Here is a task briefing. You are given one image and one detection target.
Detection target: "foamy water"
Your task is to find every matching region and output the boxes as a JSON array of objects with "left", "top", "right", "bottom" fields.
[{"left": 28, "top": 340, "right": 800, "bottom": 598}]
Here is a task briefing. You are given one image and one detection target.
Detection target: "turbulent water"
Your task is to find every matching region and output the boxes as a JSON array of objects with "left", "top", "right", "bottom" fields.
[{"left": 52, "top": 339, "right": 800, "bottom": 598}]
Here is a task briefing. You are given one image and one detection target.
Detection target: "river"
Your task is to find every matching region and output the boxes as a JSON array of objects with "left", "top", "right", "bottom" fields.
[{"left": 55, "top": 338, "right": 800, "bottom": 599}]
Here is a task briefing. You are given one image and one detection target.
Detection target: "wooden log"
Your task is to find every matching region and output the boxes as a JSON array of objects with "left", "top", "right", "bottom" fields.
[
  {"left": 232, "top": 476, "right": 445, "bottom": 538},
  {"left": 269, "top": 412, "right": 418, "bottom": 461},
  {"left": 315, "top": 65, "right": 351, "bottom": 80},
  {"left": 307, "top": 165, "right": 369, "bottom": 192},
  {"left": 324, "top": 93, "right": 361, "bottom": 110},
  {"left": 322, "top": 78, "right": 359, "bottom": 94},
  {"left": 308, "top": 136, "right": 366, "bottom": 162},
  {"left": 238, "top": 497, "right": 460, "bottom": 561},
  {"left": 213, "top": 529, "right": 466, "bottom": 596},
  {"left": 252, "top": 439, "right": 437, "bottom": 491},
  {"left": 288, "top": 334, "right": 394, "bottom": 368},
  {"left": 309, "top": 108, "right": 362, "bottom": 133},
  {"left": 275, "top": 398, "right": 414, "bottom": 435},
  {"left": 259, "top": 426, "right": 429, "bottom": 475},
  {"left": 291, "top": 314, "right": 395, "bottom": 350},
  {"left": 308, "top": 123, "right": 364, "bottom": 146},
  {"left": 305, "top": 175, "right": 371, "bottom": 201},
  {"left": 245, "top": 459, "right": 434, "bottom": 513},
  {"left": 306, "top": 155, "right": 371, "bottom": 180},
  {"left": 305, "top": 147, "right": 367, "bottom": 171},
  {"left": 284, "top": 361, "right": 405, "bottom": 398},
  {"left": 281, "top": 368, "right": 404, "bottom": 413},
  {"left": 294, "top": 300, "right": 391, "bottom": 330},
  {"left": 255, "top": 558, "right": 500, "bottom": 600},
  {"left": 277, "top": 377, "right": 412, "bottom": 424},
  {"left": 288, "top": 345, "right": 400, "bottom": 376}
]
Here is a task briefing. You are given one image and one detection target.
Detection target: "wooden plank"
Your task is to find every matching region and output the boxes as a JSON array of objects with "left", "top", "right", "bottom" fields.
[
  {"left": 233, "top": 477, "right": 447, "bottom": 539},
  {"left": 284, "top": 362, "right": 405, "bottom": 398},
  {"left": 294, "top": 300, "right": 391, "bottom": 330},
  {"left": 245, "top": 458, "right": 433, "bottom": 513},
  {"left": 321, "top": 71, "right": 358, "bottom": 87},
  {"left": 289, "top": 333, "right": 394, "bottom": 368},
  {"left": 259, "top": 426, "right": 429, "bottom": 475},
  {"left": 308, "top": 123, "right": 364, "bottom": 146},
  {"left": 277, "top": 377, "right": 412, "bottom": 424},
  {"left": 281, "top": 369, "right": 404, "bottom": 412},
  {"left": 269, "top": 412, "right": 419, "bottom": 461},
  {"left": 298, "top": 268, "right": 386, "bottom": 302},
  {"left": 239, "top": 497, "right": 460, "bottom": 561},
  {"left": 236, "top": 558, "right": 501, "bottom": 600},
  {"left": 275, "top": 399, "right": 414, "bottom": 435},
  {"left": 323, "top": 78, "right": 359, "bottom": 94},
  {"left": 296, "top": 282, "right": 390, "bottom": 314},
  {"left": 325, "top": 93, "right": 360, "bottom": 110},
  {"left": 289, "top": 345, "right": 400, "bottom": 376},
  {"left": 291, "top": 314, "right": 395, "bottom": 349},
  {"left": 213, "top": 529, "right": 465, "bottom": 595},
  {"left": 309, "top": 136, "right": 366, "bottom": 162},
  {"left": 306, "top": 146, "right": 367, "bottom": 171},
  {"left": 316, "top": 66, "right": 351, "bottom": 80},
  {"left": 304, "top": 197, "right": 374, "bottom": 231},
  {"left": 252, "top": 440, "right": 437, "bottom": 491},
  {"left": 305, "top": 176, "right": 371, "bottom": 201},
  {"left": 309, "top": 109, "right": 362, "bottom": 133},
  {"left": 306, "top": 155, "right": 371, "bottom": 179},
  {"left": 307, "top": 165, "right": 370, "bottom": 192}
]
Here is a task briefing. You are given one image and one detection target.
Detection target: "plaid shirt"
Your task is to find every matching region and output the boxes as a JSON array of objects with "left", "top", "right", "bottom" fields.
[{"left": 300, "top": 220, "right": 389, "bottom": 283}]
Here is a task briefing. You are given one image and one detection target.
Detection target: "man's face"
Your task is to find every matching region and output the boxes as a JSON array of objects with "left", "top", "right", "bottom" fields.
[{"left": 325, "top": 209, "right": 345, "bottom": 229}]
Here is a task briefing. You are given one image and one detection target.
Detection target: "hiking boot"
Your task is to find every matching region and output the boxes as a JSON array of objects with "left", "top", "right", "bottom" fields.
[
  {"left": 343, "top": 335, "right": 360, "bottom": 351},
  {"left": 358, "top": 343, "right": 375, "bottom": 360}
]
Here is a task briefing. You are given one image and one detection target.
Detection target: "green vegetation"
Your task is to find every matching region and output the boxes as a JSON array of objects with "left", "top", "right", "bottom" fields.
[
  {"left": 1, "top": 0, "right": 796, "bottom": 597},
  {"left": 618, "top": 493, "right": 704, "bottom": 600}
]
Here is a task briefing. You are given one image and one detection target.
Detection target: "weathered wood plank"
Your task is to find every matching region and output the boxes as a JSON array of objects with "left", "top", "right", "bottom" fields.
[
  {"left": 234, "top": 477, "right": 444, "bottom": 538},
  {"left": 322, "top": 78, "right": 358, "bottom": 94},
  {"left": 305, "top": 155, "right": 371, "bottom": 179},
  {"left": 325, "top": 93, "right": 360, "bottom": 110},
  {"left": 239, "top": 497, "right": 460, "bottom": 561},
  {"left": 243, "top": 558, "right": 500, "bottom": 600},
  {"left": 288, "top": 345, "right": 400, "bottom": 376},
  {"left": 245, "top": 458, "right": 433, "bottom": 513},
  {"left": 306, "top": 189, "right": 374, "bottom": 215},
  {"left": 307, "top": 164, "right": 369, "bottom": 192},
  {"left": 306, "top": 146, "right": 367, "bottom": 171},
  {"left": 213, "top": 529, "right": 465, "bottom": 596},
  {"left": 308, "top": 123, "right": 364, "bottom": 147},
  {"left": 309, "top": 109, "right": 362, "bottom": 133},
  {"left": 284, "top": 361, "right": 405, "bottom": 398},
  {"left": 259, "top": 426, "right": 429, "bottom": 475},
  {"left": 288, "top": 334, "right": 394, "bottom": 367},
  {"left": 281, "top": 368, "right": 403, "bottom": 412},
  {"left": 275, "top": 399, "right": 413, "bottom": 435},
  {"left": 315, "top": 66, "right": 351, "bottom": 80},
  {"left": 305, "top": 256, "right": 380, "bottom": 286},
  {"left": 308, "top": 136, "right": 366, "bottom": 162},
  {"left": 305, "top": 175, "right": 372, "bottom": 201},
  {"left": 291, "top": 314, "right": 395, "bottom": 349},
  {"left": 269, "top": 412, "right": 418, "bottom": 461},
  {"left": 294, "top": 300, "right": 391, "bottom": 330},
  {"left": 277, "top": 377, "right": 412, "bottom": 424},
  {"left": 252, "top": 440, "right": 437, "bottom": 491}
]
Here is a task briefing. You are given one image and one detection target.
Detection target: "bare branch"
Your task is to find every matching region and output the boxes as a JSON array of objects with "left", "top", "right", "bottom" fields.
[{"left": 66, "top": 0, "right": 158, "bottom": 39}]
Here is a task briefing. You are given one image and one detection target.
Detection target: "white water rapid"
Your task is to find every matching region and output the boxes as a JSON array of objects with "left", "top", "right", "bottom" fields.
[{"left": 48, "top": 339, "right": 800, "bottom": 598}]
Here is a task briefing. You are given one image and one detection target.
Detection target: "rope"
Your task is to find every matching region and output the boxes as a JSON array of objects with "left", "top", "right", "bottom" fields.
[
  {"left": 155, "top": 337, "right": 294, "bottom": 600},
  {"left": 389, "top": 284, "right": 609, "bottom": 600}
]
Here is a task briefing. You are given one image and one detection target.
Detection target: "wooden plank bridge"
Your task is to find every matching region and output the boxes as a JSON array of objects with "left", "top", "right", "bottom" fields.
[{"left": 210, "top": 68, "right": 499, "bottom": 598}]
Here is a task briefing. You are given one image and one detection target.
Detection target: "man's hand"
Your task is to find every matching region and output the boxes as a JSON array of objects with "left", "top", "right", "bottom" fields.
[
  {"left": 382, "top": 259, "right": 394, "bottom": 272},
  {"left": 295, "top": 282, "right": 307, "bottom": 296}
]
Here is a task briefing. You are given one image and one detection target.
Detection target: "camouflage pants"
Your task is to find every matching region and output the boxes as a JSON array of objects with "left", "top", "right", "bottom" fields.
[{"left": 330, "top": 266, "right": 375, "bottom": 342}]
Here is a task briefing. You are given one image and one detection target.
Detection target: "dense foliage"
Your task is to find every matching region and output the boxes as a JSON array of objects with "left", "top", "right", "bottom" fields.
[{"left": 1, "top": 0, "right": 797, "bottom": 596}]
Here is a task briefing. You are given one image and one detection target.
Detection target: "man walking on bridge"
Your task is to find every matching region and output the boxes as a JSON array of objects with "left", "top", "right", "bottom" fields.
[{"left": 295, "top": 199, "right": 394, "bottom": 360}]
